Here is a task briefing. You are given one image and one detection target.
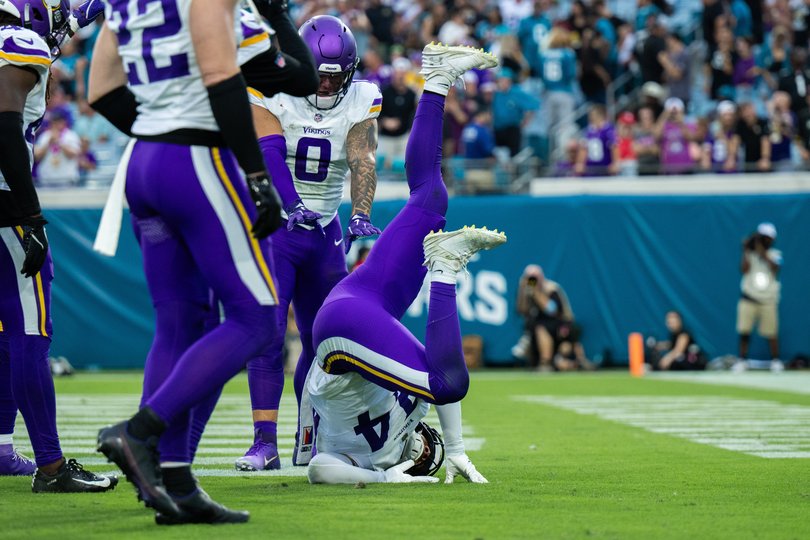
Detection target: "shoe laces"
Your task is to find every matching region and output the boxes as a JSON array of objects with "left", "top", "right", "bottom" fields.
[{"left": 65, "top": 458, "right": 98, "bottom": 481}]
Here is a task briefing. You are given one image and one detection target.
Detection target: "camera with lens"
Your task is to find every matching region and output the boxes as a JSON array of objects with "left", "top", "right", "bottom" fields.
[
  {"left": 744, "top": 233, "right": 763, "bottom": 251},
  {"left": 527, "top": 277, "right": 538, "bottom": 287}
]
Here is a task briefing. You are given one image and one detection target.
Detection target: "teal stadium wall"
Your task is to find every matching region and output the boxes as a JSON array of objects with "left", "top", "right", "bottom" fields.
[{"left": 45, "top": 192, "right": 810, "bottom": 368}]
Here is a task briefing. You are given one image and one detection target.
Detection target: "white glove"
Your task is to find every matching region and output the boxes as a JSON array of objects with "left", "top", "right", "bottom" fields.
[
  {"left": 383, "top": 460, "right": 440, "bottom": 484},
  {"left": 444, "top": 454, "right": 488, "bottom": 484}
]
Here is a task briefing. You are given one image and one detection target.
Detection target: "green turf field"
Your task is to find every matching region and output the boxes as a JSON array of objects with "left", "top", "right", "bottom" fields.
[{"left": 1, "top": 371, "right": 809, "bottom": 539}]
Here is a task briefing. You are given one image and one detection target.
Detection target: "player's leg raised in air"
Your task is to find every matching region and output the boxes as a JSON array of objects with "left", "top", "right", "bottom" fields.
[{"left": 311, "top": 43, "right": 505, "bottom": 406}]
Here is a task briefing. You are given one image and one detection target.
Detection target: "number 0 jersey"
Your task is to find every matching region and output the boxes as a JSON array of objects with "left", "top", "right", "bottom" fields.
[
  {"left": 249, "top": 81, "right": 382, "bottom": 227},
  {"left": 0, "top": 25, "right": 51, "bottom": 190},
  {"left": 308, "top": 361, "right": 430, "bottom": 471},
  {"left": 104, "top": 1, "right": 270, "bottom": 136}
]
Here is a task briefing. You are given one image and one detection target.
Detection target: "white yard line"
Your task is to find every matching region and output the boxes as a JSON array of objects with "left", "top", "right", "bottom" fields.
[{"left": 513, "top": 395, "right": 810, "bottom": 459}]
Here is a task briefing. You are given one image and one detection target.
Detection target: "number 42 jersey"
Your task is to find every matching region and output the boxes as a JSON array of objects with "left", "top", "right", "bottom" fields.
[{"left": 249, "top": 81, "right": 382, "bottom": 227}]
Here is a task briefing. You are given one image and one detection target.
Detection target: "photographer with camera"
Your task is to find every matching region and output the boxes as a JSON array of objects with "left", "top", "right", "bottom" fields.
[
  {"left": 737, "top": 222, "right": 782, "bottom": 365},
  {"left": 516, "top": 265, "right": 588, "bottom": 371}
]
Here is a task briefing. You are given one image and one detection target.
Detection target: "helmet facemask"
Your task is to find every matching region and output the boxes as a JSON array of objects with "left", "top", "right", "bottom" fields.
[
  {"left": 307, "top": 58, "right": 358, "bottom": 110},
  {"left": 402, "top": 422, "right": 445, "bottom": 477}
]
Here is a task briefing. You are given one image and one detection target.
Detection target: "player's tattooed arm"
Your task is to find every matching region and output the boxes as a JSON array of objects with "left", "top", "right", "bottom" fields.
[{"left": 347, "top": 118, "right": 378, "bottom": 216}]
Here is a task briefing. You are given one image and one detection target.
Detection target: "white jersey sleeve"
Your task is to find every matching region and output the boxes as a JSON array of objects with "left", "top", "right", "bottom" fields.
[
  {"left": 236, "top": 8, "right": 272, "bottom": 66},
  {"left": 255, "top": 81, "right": 382, "bottom": 226},
  {"left": 0, "top": 26, "right": 51, "bottom": 186}
]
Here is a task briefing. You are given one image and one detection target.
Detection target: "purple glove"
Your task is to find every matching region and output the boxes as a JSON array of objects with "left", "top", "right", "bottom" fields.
[
  {"left": 69, "top": 0, "right": 105, "bottom": 34},
  {"left": 285, "top": 199, "right": 323, "bottom": 233},
  {"left": 344, "top": 212, "right": 381, "bottom": 254}
]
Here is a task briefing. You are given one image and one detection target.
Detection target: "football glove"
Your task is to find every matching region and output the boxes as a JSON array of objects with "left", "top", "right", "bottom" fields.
[
  {"left": 383, "top": 460, "right": 439, "bottom": 484},
  {"left": 444, "top": 454, "right": 488, "bottom": 484},
  {"left": 284, "top": 199, "right": 323, "bottom": 233},
  {"left": 344, "top": 212, "right": 381, "bottom": 254},
  {"left": 20, "top": 216, "right": 49, "bottom": 278},
  {"left": 254, "top": 0, "right": 289, "bottom": 19},
  {"left": 247, "top": 173, "right": 283, "bottom": 239},
  {"left": 68, "top": 0, "right": 105, "bottom": 34}
]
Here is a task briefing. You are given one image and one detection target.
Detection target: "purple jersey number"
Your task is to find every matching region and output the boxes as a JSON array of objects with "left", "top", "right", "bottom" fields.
[
  {"left": 108, "top": 0, "right": 190, "bottom": 86},
  {"left": 294, "top": 137, "right": 331, "bottom": 182},
  {"left": 24, "top": 115, "right": 44, "bottom": 145}
]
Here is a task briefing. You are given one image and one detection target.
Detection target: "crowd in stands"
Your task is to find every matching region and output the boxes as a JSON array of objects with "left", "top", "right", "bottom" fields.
[{"left": 38, "top": 0, "right": 810, "bottom": 186}]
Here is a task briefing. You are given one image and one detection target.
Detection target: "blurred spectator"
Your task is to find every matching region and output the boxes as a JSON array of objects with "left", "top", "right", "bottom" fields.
[
  {"left": 738, "top": 222, "right": 782, "bottom": 362},
  {"left": 640, "top": 81, "right": 666, "bottom": 117},
  {"left": 438, "top": 8, "right": 472, "bottom": 45},
  {"left": 656, "top": 97, "right": 696, "bottom": 174},
  {"left": 461, "top": 108, "right": 496, "bottom": 159},
  {"left": 350, "top": 246, "right": 371, "bottom": 272},
  {"left": 636, "top": 0, "right": 661, "bottom": 31},
  {"left": 777, "top": 48, "right": 810, "bottom": 117},
  {"left": 539, "top": 27, "right": 578, "bottom": 154},
  {"left": 365, "top": 0, "right": 395, "bottom": 48},
  {"left": 491, "top": 68, "right": 539, "bottom": 155},
  {"left": 762, "top": 25, "right": 791, "bottom": 88},
  {"left": 645, "top": 311, "right": 706, "bottom": 371},
  {"left": 730, "top": 0, "right": 753, "bottom": 39},
  {"left": 767, "top": 92, "right": 796, "bottom": 170},
  {"left": 735, "top": 102, "right": 771, "bottom": 172},
  {"left": 361, "top": 49, "right": 391, "bottom": 90},
  {"left": 477, "top": 6, "right": 510, "bottom": 48},
  {"left": 707, "top": 26, "right": 737, "bottom": 100},
  {"left": 73, "top": 99, "right": 119, "bottom": 148},
  {"left": 659, "top": 33, "right": 690, "bottom": 106},
  {"left": 634, "top": 105, "right": 660, "bottom": 175},
  {"left": 576, "top": 105, "right": 617, "bottom": 176},
  {"left": 518, "top": 0, "right": 552, "bottom": 73},
  {"left": 444, "top": 86, "right": 474, "bottom": 157},
  {"left": 515, "top": 265, "right": 577, "bottom": 371},
  {"left": 378, "top": 59, "right": 417, "bottom": 169},
  {"left": 420, "top": 3, "right": 448, "bottom": 44},
  {"left": 554, "top": 140, "right": 580, "bottom": 176},
  {"left": 499, "top": 0, "right": 535, "bottom": 30},
  {"left": 498, "top": 35, "right": 531, "bottom": 81},
  {"left": 77, "top": 138, "right": 97, "bottom": 182},
  {"left": 733, "top": 37, "right": 759, "bottom": 104},
  {"left": 34, "top": 109, "right": 81, "bottom": 186},
  {"left": 702, "top": 100, "right": 739, "bottom": 172},
  {"left": 616, "top": 111, "right": 638, "bottom": 176},
  {"left": 578, "top": 27, "right": 611, "bottom": 103}
]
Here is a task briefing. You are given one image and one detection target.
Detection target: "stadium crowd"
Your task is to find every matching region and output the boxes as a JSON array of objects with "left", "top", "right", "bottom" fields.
[{"left": 36, "top": 0, "right": 810, "bottom": 184}]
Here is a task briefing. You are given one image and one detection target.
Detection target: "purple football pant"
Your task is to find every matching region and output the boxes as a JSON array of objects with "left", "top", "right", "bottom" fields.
[
  {"left": 312, "top": 92, "right": 468, "bottom": 405},
  {"left": 126, "top": 141, "right": 278, "bottom": 463},
  {"left": 0, "top": 230, "right": 62, "bottom": 466}
]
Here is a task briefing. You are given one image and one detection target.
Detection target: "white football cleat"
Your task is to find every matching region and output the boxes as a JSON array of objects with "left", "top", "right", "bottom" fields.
[
  {"left": 423, "top": 226, "right": 506, "bottom": 283},
  {"left": 420, "top": 42, "right": 499, "bottom": 96}
]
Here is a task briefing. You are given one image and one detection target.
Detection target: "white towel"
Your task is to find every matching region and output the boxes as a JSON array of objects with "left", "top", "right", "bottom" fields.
[{"left": 93, "top": 138, "right": 135, "bottom": 257}]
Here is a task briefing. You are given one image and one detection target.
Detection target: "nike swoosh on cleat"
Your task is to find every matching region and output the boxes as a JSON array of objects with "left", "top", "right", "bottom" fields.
[
  {"left": 73, "top": 477, "right": 112, "bottom": 488},
  {"left": 333, "top": 238, "right": 342, "bottom": 247},
  {"left": 263, "top": 456, "right": 278, "bottom": 468}
]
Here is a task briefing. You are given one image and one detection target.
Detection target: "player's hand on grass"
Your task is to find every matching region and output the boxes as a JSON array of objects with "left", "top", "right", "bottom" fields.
[
  {"left": 444, "top": 454, "right": 488, "bottom": 484},
  {"left": 20, "top": 216, "right": 49, "bottom": 278},
  {"left": 284, "top": 199, "right": 323, "bottom": 234},
  {"left": 344, "top": 212, "right": 380, "bottom": 254},
  {"left": 247, "top": 172, "right": 283, "bottom": 239},
  {"left": 383, "top": 460, "right": 439, "bottom": 483}
]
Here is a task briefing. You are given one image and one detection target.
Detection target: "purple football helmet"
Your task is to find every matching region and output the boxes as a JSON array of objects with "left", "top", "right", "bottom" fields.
[
  {"left": 0, "top": 0, "right": 69, "bottom": 41},
  {"left": 299, "top": 15, "right": 359, "bottom": 110}
]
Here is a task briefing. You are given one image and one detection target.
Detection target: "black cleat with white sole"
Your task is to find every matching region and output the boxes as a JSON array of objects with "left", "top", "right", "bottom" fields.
[
  {"left": 32, "top": 458, "right": 118, "bottom": 493},
  {"left": 155, "top": 486, "right": 250, "bottom": 525},
  {"left": 97, "top": 421, "right": 181, "bottom": 518}
]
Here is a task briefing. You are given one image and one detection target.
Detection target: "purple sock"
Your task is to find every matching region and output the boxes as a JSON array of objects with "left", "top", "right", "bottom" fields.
[
  {"left": 247, "top": 354, "right": 284, "bottom": 412},
  {"left": 404, "top": 91, "right": 448, "bottom": 215},
  {"left": 254, "top": 420, "right": 277, "bottom": 444},
  {"left": 259, "top": 134, "right": 298, "bottom": 207},
  {"left": 9, "top": 335, "right": 62, "bottom": 466},
  {"left": 425, "top": 282, "right": 468, "bottom": 403},
  {"left": 187, "top": 386, "right": 222, "bottom": 462},
  {"left": 0, "top": 339, "right": 17, "bottom": 436}
]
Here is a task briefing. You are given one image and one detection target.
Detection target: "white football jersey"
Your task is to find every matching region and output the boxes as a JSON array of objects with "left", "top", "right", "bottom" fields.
[
  {"left": 249, "top": 81, "right": 382, "bottom": 226},
  {"left": 308, "top": 362, "right": 429, "bottom": 471},
  {"left": 0, "top": 25, "right": 50, "bottom": 189},
  {"left": 104, "top": 2, "right": 270, "bottom": 136}
]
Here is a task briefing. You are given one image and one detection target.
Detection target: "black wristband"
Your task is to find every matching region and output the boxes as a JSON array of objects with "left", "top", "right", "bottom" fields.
[
  {"left": 0, "top": 111, "right": 40, "bottom": 217},
  {"left": 207, "top": 73, "right": 266, "bottom": 175},
  {"left": 90, "top": 86, "right": 138, "bottom": 136}
]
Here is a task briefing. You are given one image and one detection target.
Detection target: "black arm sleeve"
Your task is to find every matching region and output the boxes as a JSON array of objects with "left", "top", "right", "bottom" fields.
[
  {"left": 240, "top": 10, "right": 318, "bottom": 97},
  {"left": 207, "top": 73, "right": 266, "bottom": 175},
  {"left": 0, "top": 111, "right": 40, "bottom": 217},
  {"left": 89, "top": 86, "right": 139, "bottom": 137}
]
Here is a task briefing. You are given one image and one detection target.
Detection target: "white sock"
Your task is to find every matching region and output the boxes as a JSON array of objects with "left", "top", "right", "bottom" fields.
[
  {"left": 429, "top": 259, "right": 458, "bottom": 285},
  {"left": 160, "top": 461, "right": 191, "bottom": 469},
  {"left": 423, "top": 78, "right": 450, "bottom": 97},
  {"left": 0, "top": 433, "right": 13, "bottom": 446},
  {"left": 435, "top": 402, "right": 465, "bottom": 457}
]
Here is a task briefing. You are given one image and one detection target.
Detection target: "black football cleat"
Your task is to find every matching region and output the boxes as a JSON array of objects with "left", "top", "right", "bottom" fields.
[
  {"left": 97, "top": 421, "right": 181, "bottom": 518},
  {"left": 32, "top": 458, "right": 118, "bottom": 493},
  {"left": 155, "top": 486, "right": 250, "bottom": 525}
]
